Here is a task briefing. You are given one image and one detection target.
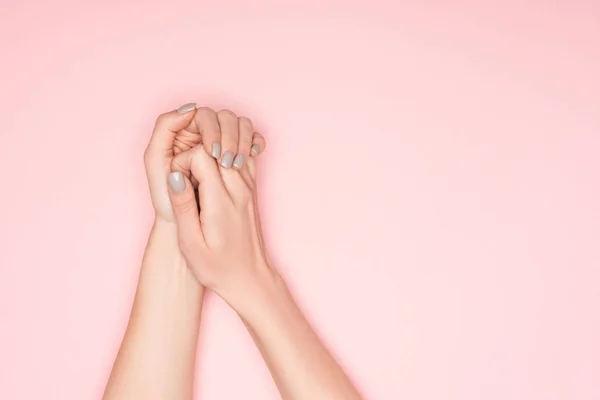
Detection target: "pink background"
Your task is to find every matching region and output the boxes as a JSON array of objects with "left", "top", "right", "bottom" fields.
[{"left": 1, "top": 1, "right": 599, "bottom": 399}]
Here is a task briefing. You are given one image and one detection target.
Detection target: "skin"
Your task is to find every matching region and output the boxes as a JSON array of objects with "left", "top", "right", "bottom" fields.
[
  {"left": 104, "top": 104, "right": 362, "bottom": 400},
  {"left": 102, "top": 107, "right": 204, "bottom": 400}
]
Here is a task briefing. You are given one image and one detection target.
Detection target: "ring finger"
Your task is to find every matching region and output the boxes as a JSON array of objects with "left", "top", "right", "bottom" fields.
[
  {"left": 217, "top": 109, "right": 239, "bottom": 168},
  {"left": 233, "top": 116, "right": 254, "bottom": 170}
]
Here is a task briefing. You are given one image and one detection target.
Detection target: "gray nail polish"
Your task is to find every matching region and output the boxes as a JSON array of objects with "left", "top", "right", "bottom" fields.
[
  {"left": 177, "top": 102, "right": 196, "bottom": 114},
  {"left": 220, "top": 151, "right": 234, "bottom": 168},
  {"left": 168, "top": 172, "right": 186, "bottom": 192},
  {"left": 211, "top": 142, "right": 221, "bottom": 159},
  {"left": 251, "top": 144, "right": 261, "bottom": 155},
  {"left": 233, "top": 153, "right": 246, "bottom": 169}
]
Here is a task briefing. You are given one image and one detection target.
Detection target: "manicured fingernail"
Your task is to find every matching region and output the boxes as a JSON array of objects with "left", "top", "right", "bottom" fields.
[
  {"left": 211, "top": 142, "right": 221, "bottom": 159},
  {"left": 233, "top": 153, "right": 246, "bottom": 169},
  {"left": 220, "top": 151, "right": 234, "bottom": 168},
  {"left": 251, "top": 144, "right": 261, "bottom": 155},
  {"left": 177, "top": 102, "right": 196, "bottom": 114},
  {"left": 168, "top": 172, "right": 186, "bottom": 192}
]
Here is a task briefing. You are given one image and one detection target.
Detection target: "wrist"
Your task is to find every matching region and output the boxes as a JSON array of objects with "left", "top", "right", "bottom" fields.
[
  {"left": 135, "top": 216, "right": 204, "bottom": 311},
  {"left": 153, "top": 215, "right": 177, "bottom": 231},
  {"left": 223, "top": 264, "right": 295, "bottom": 326},
  {"left": 143, "top": 216, "right": 187, "bottom": 275}
]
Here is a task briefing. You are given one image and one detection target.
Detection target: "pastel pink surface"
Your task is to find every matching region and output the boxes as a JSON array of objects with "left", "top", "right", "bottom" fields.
[{"left": 1, "top": 1, "right": 599, "bottom": 399}]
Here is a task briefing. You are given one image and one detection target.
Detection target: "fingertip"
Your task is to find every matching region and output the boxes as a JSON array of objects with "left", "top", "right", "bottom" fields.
[
  {"left": 250, "top": 132, "right": 266, "bottom": 157},
  {"left": 195, "top": 107, "right": 221, "bottom": 160},
  {"left": 168, "top": 171, "right": 188, "bottom": 194},
  {"left": 167, "top": 171, "right": 201, "bottom": 228},
  {"left": 152, "top": 105, "right": 197, "bottom": 141},
  {"left": 176, "top": 102, "right": 197, "bottom": 114},
  {"left": 209, "top": 141, "right": 222, "bottom": 159},
  {"left": 232, "top": 152, "right": 247, "bottom": 170},
  {"left": 216, "top": 109, "right": 239, "bottom": 168}
]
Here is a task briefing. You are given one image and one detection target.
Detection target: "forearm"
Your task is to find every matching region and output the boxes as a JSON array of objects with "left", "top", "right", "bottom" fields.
[
  {"left": 104, "top": 219, "right": 204, "bottom": 400},
  {"left": 234, "top": 268, "right": 362, "bottom": 400}
]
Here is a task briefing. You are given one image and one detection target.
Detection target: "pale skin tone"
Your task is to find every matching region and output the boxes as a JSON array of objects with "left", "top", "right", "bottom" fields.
[{"left": 103, "top": 103, "right": 363, "bottom": 400}]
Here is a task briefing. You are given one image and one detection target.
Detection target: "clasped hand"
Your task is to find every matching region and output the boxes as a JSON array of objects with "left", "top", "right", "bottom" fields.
[
  {"left": 105, "top": 102, "right": 363, "bottom": 400},
  {"left": 144, "top": 103, "right": 275, "bottom": 313}
]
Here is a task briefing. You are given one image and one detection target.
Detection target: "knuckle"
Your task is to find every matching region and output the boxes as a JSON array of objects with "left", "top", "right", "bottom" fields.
[
  {"left": 143, "top": 147, "right": 158, "bottom": 170},
  {"left": 170, "top": 157, "right": 183, "bottom": 173},
  {"left": 217, "top": 109, "right": 237, "bottom": 120},
  {"left": 154, "top": 111, "right": 170, "bottom": 127},
  {"left": 195, "top": 106, "right": 216, "bottom": 117},
  {"left": 238, "top": 116, "right": 253, "bottom": 129},
  {"left": 172, "top": 196, "right": 197, "bottom": 214},
  {"left": 254, "top": 132, "right": 265, "bottom": 144},
  {"left": 188, "top": 147, "right": 204, "bottom": 167},
  {"left": 240, "top": 135, "right": 253, "bottom": 148}
]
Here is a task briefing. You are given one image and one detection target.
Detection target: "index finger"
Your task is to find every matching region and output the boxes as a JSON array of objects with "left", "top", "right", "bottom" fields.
[
  {"left": 145, "top": 103, "right": 197, "bottom": 160},
  {"left": 194, "top": 107, "right": 222, "bottom": 160}
]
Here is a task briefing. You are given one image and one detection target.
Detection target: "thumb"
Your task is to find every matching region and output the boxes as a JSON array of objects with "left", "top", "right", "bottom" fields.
[
  {"left": 167, "top": 172, "right": 205, "bottom": 254},
  {"left": 146, "top": 103, "right": 197, "bottom": 160},
  {"left": 172, "top": 145, "right": 230, "bottom": 210},
  {"left": 145, "top": 104, "right": 197, "bottom": 204}
]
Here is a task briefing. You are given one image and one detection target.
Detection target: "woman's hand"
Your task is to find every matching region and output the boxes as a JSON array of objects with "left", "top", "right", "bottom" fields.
[
  {"left": 144, "top": 103, "right": 200, "bottom": 223},
  {"left": 105, "top": 103, "right": 208, "bottom": 400},
  {"left": 144, "top": 104, "right": 266, "bottom": 223},
  {"left": 167, "top": 109, "right": 272, "bottom": 310},
  {"left": 166, "top": 110, "right": 363, "bottom": 400}
]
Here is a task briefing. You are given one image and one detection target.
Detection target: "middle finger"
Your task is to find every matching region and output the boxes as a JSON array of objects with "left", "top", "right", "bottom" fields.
[{"left": 217, "top": 109, "right": 239, "bottom": 168}]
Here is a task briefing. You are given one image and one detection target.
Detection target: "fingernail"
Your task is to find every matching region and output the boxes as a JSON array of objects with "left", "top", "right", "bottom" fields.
[
  {"left": 168, "top": 172, "right": 186, "bottom": 192},
  {"left": 251, "top": 144, "right": 261, "bottom": 155},
  {"left": 211, "top": 142, "right": 221, "bottom": 159},
  {"left": 177, "top": 102, "right": 196, "bottom": 114},
  {"left": 233, "top": 153, "right": 246, "bottom": 169},
  {"left": 220, "top": 151, "right": 234, "bottom": 168}
]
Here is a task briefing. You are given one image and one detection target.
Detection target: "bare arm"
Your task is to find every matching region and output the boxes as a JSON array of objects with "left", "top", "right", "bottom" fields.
[
  {"left": 233, "top": 270, "right": 363, "bottom": 400},
  {"left": 103, "top": 220, "right": 203, "bottom": 400},
  {"left": 104, "top": 105, "right": 204, "bottom": 400},
  {"left": 163, "top": 106, "right": 363, "bottom": 400}
]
